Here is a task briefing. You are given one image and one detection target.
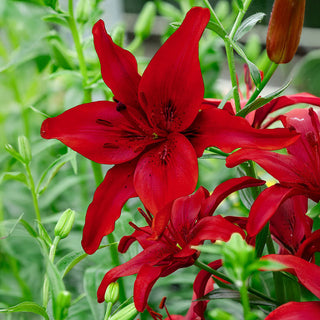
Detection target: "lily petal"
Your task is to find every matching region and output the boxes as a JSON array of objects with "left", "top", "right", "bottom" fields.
[
  {"left": 134, "top": 265, "right": 163, "bottom": 312},
  {"left": 186, "top": 108, "right": 299, "bottom": 156},
  {"left": 253, "top": 93, "right": 320, "bottom": 128},
  {"left": 92, "top": 20, "right": 141, "bottom": 108},
  {"left": 265, "top": 301, "right": 320, "bottom": 320},
  {"left": 134, "top": 133, "right": 198, "bottom": 214},
  {"left": 138, "top": 7, "right": 210, "bottom": 132},
  {"left": 247, "top": 185, "right": 305, "bottom": 236},
  {"left": 82, "top": 160, "right": 138, "bottom": 254},
  {"left": 40, "top": 101, "right": 151, "bottom": 164},
  {"left": 261, "top": 254, "right": 320, "bottom": 298},
  {"left": 201, "top": 177, "right": 265, "bottom": 217}
]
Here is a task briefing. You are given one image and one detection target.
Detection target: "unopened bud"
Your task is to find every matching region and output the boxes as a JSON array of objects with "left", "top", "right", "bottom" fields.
[
  {"left": 76, "top": 0, "right": 93, "bottom": 23},
  {"left": 18, "top": 136, "right": 32, "bottom": 164},
  {"left": 109, "top": 303, "right": 138, "bottom": 320},
  {"left": 111, "top": 25, "right": 125, "bottom": 47},
  {"left": 134, "top": 2, "right": 156, "bottom": 40},
  {"left": 55, "top": 290, "right": 71, "bottom": 320},
  {"left": 54, "top": 209, "right": 75, "bottom": 239},
  {"left": 266, "top": 0, "right": 306, "bottom": 64},
  {"left": 104, "top": 282, "right": 119, "bottom": 304}
]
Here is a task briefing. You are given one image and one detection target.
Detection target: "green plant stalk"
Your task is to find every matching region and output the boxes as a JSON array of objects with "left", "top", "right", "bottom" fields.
[
  {"left": 194, "top": 259, "right": 277, "bottom": 304},
  {"left": 67, "top": 0, "right": 126, "bottom": 302},
  {"left": 266, "top": 232, "right": 285, "bottom": 304},
  {"left": 43, "top": 236, "right": 61, "bottom": 308},
  {"left": 25, "top": 165, "right": 41, "bottom": 222},
  {"left": 202, "top": 0, "right": 226, "bottom": 32},
  {"left": 244, "top": 62, "right": 278, "bottom": 108},
  {"left": 224, "top": 40, "right": 241, "bottom": 112},
  {"left": 104, "top": 302, "right": 113, "bottom": 320},
  {"left": 230, "top": 0, "right": 253, "bottom": 40},
  {"left": 239, "top": 282, "right": 251, "bottom": 319}
]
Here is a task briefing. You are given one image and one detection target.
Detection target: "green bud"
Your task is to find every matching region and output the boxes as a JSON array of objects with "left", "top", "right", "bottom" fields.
[
  {"left": 134, "top": 2, "right": 157, "bottom": 40},
  {"left": 5, "top": 144, "right": 25, "bottom": 163},
  {"left": 76, "top": 0, "right": 93, "bottom": 23},
  {"left": 55, "top": 290, "right": 71, "bottom": 320},
  {"left": 54, "top": 209, "right": 75, "bottom": 239},
  {"left": 104, "top": 282, "right": 119, "bottom": 304},
  {"left": 109, "top": 303, "right": 138, "bottom": 320},
  {"left": 111, "top": 25, "right": 125, "bottom": 48},
  {"left": 18, "top": 136, "right": 32, "bottom": 165}
]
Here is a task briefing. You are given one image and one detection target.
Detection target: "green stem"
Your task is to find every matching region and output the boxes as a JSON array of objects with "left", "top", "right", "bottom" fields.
[
  {"left": 43, "top": 236, "right": 61, "bottom": 308},
  {"left": 225, "top": 40, "right": 241, "bottom": 112},
  {"left": 194, "top": 259, "right": 277, "bottom": 304},
  {"left": 25, "top": 165, "right": 41, "bottom": 222},
  {"left": 244, "top": 62, "right": 278, "bottom": 108},
  {"left": 91, "top": 161, "right": 104, "bottom": 186},
  {"left": 126, "top": 36, "right": 143, "bottom": 53},
  {"left": 207, "top": 147, "right": 229, "bottom": 157},
  {"left": 104, "top": 302, "right": 113, "bottom": 320},
  {"left": 230, "top": 0, "right": 253, "bottom": 40},
  {"left": 266, "top": 232, "right": 285, "bottom": 304},
  {"left": 202, "top": 0, "right": 226, "bottom": 32},
  {"left": 239, "top": 282, "right": 251, "bottom": 319}
]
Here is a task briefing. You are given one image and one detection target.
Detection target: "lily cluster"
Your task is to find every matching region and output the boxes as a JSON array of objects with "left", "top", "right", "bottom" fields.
[{"left": 41, "top": 5, "right": 320, "bottom": 319}]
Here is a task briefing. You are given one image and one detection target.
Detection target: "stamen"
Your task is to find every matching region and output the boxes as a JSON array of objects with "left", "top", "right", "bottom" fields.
[
  {"left": 138, "top": 207, "right": 152, "bottom": 226},
  {"left": 159, "top": 297, "right": 173, "bottom": 320},
  {"left": 96, "top": 119, "right": 113, "bottom": 127}
]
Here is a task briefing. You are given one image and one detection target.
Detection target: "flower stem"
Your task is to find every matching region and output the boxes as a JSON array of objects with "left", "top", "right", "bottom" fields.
[
  {"left": 230, "top": 0, "right": 253, "bottom": 40},
  {"left": 202, "top": 0, "right": 226, "bottom": 32},
  {"left": 244, "top": 62, "right": 278, "bottom": 107},
  {"left": 104, "top": 302, "right": 113, "bottom": 320},
  {"left": 239, "top": 282, "right": 251, "bottom": 319},
  {"left": 25, "top": 165, "right": 41, "bottom": 222}
]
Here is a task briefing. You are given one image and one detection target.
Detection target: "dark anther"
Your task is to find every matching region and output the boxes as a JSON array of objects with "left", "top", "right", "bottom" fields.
[
  {"left": 116, "top": 102, "right": 127, "bottom": 112},
  {"left": 96, "top": 119, "right": 113, "bottom": 127}
]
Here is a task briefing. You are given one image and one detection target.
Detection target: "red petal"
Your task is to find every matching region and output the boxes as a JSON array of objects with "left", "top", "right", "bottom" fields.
[
  {"left": 40, "top": 101, "right": 152, "bottom": 164},
  {"left": 97, "top": 242, "right": 172, "bottom": 302},
  {"left": 171, "top": 187, "right": 207, "bottom": 235},
  {"left": 226, "top": 149, "right": 314, "bottom": 185},
  {"left": 134, "top": 265, "right": 163, "bottom": 312},
  {"left": 247, "top": 185, "right": 305, "bottom": 237},
  {"left": 82, "top": 160, "right": 137, "bottom": 254},
  {"left": 186, "top": 108, "right": 299, "bottom": 156},
  {"left": 253, "top": 93, "right": 320, "bottom": 128},
  {"left": 201, "top": 177, "right": 265, "bottom": 217},
  {"left": 265, "top": 301, "right": 320, "bottom": 320},
  {"left": 138, "top": 7, "right": 210, "bottom": 132},
  {"left": 261, "top": 254, "right": 320, "bottom": 298},
  {"left": 270, "top": 195, "right": 310, "bottom": 255},
  {"left": 297, "top": 229, "right": 320, "bottom": 261},
  {"left": 92, "top": 20, "right": 141, "bottom": 108},
  {"left": 134, "top": 133, "right": 198, "bottom": 214}
]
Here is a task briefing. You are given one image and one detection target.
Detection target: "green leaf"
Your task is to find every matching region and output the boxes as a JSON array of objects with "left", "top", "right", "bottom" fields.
[
  {"left": 234, "top": 13, "right": 265, "bottom": 41},
  {"left": 20, "top": 219, "right": 38, "bottom": 239},
  {"left": 0, "top": 172, "right": 28, "bottom": 186},
  {"left": 36, "top": 149, "right": 77, "bottom": 195},
  {"left": 307, "top": 202, "right": 320, "bottom": 219},
  {"left": 44, "top": 0, "right": 57, "bottom": 10},
  {"left": 206, "top": 20, "right": 227, "bottom": 39},
  {"left": 230, "top": 40, "right": 261, "bottom": 86},
  {"left": 0, "top": 214, "right": 24, "bottom": 240},
  {"left": 155, "top": 0, "right": 182, "bottom": 21},
  {"left": 234, "top": 0, "right": 243, "bottom": 10},
  {"left": 37, "top": 221, "right": 53, "bottom": 247},
  {"left": 84, "top": 268, "right": 106, "bottom": 320},
  {"left": 42, "top": 13, "right": 69, "bottom": 28},
  {"left": 0, "top": 301, "right": 49, "bottom": 320},
  {"left": 4, "top": 144, "right": 25, "bottom": 164},
  {"left": 237, "top": 81, "right": 291, "bottom": 117}
]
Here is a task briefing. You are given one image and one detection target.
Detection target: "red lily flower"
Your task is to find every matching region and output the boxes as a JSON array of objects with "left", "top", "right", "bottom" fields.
[
  {"left": 227, "top": 108, "right": 320, "bottom": 236},
  {"left": 265, "top": 301, "right": 320, "bottom": 320},
  {"left": 41, "top": 7, "right": 298, "bottom": 254},
  {"left": 97, "top": 177, "right": 264, "bottom": 312}
]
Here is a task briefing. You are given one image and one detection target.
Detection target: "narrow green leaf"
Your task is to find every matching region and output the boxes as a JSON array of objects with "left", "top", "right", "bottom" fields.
[
  {"left": 206, "top": 20, "right": 228, "bottom": 39},
  {"left": 37, "top": 221, "right": 53, "bottom": 247},
  {"left": 236, "top": 81, "right": 291, "bottom": 117},
  {"left": 4, "top": 144, "right": 25, "bottom": 164},
  {"left": 42, "top": 13, "right": 69, "bottom": 27},
  {"left": 307, "top": 201, "right": 320, "bottom": 218},
  {"left": 155, "top": 0, "right": 182, "bottom": 21},
  {"left": 36, "top": 149, "right": 77, "bottom": 195},
  {"left": 44, "top": 0, "right": 57, "bottom": 10},
  {"left": 0, "top": 172, "right": 28, "bottom": 186},
  {"left": 0, "top": 214, "right": 24, "bottom": 240},
  {"left": 0, "top": 301, "right": 49, "bottom": 320},
  {"left": 218, "top": 86, "right": 236, "bottom": 109},
  {"left": 234, "top": 13, "right": 265, "bottom": 41},
  {"left": 20, "top": 219, "right": 38, "bottom": 239}
]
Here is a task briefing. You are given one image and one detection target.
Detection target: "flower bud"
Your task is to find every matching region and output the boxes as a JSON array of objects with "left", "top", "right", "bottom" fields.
[
  {"left": 54, "top": 209, "right": 75, "bottom": 239},
  {"left": 111, "top": 25, "right": 125, "bottom": 48},
  {"left": 266, "top": 0, "right": 306, "bottom": 64},
  {"left": 18, "top": 136, "right": 32, "bottom": 164},
  {"left": 104, "top": 282, "right": 119, "bottom": 304},
  {"left": 109, "top": 303, "right": 138, "bottom": 320},
  {"left": 134, "top": 2, "right": 156, "bottom": 40},
  {"left": 55, "top": 290, "right": 71, "bottom": 320}
]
